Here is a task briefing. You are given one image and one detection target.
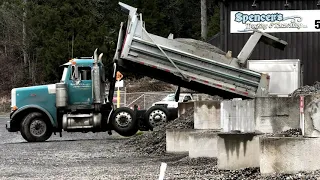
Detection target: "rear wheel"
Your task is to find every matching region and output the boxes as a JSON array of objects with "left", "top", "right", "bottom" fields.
[
  {"left": 20, "top": 112, "right": 53, "bottom": 142},
  {"left": 111, "top": 107, "right": 138, "bottom": 136},
  {"left": 145, "top": 106, "right": 169, "bottom": 128}
]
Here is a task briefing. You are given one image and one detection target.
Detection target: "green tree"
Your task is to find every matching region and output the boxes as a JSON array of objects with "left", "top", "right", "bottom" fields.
[
  {"left": 0, "top": 0, "right": 221, "bottom": 91},
  {"left": 27, "top": 0, "right": 121, "bottom": 82}
]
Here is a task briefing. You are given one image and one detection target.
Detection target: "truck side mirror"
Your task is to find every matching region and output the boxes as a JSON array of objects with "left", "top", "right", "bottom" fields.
[{"left": 71, "top": 65, "right": 79, "bottom": 80}]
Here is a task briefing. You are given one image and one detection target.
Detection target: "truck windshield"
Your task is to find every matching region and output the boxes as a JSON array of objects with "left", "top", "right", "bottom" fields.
[
  {"left": 162, "top": 94, "right": 175, "bottom": 101},
  {"left": 162, "top": 94, "right": 184, "bottom": 101},
  {"left": 60, "top": 67, "right": 68, "bottom": 82}
]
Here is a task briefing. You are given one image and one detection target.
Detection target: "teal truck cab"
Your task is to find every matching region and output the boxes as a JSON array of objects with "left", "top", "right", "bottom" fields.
[{"left": 6, "top": 49, "right": 169, "bottom": 142}]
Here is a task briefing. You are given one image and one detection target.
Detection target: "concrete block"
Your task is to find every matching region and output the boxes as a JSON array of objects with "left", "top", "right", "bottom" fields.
[
  {"left": 260, "top": 136, "right": 320, "bottom": 175},
  {"left": 194, "top": 101, "right": 221, "bottom": 130},
  {"left": 221, "top": 99, "right": 255, "bottom": 133},
  {"left": 166, "top": 129, "right": 193, "bottom": 153},
  {"left": 178, "top": 101, "right": 194, "bottom": 117},
  {"left": 188, "top": 130, "right": 219, "bottom": 158},
  {"left": 217, "top": 133, "right": 260, "bottom": 170},
  {"left": 254, "top": 97, "right": 300, "bottom": 133},
  {"left": 304, "top": 94, "right": 320, "bottom": 137}
]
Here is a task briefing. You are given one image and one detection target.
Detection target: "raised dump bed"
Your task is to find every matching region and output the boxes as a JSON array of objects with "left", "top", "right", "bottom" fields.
[{"left": 115, "top": 2, "right": 288, "bottom": 99}]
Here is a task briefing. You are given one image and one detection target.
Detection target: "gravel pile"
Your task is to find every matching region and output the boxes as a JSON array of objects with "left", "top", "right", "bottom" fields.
[
  {"left": 291, "top": 81, "right": 320, "bottom": 96},
  {"left": 125, "top": 107, "right": 194, "bottom": 156},
  {"left": 168, "top": 157, "right": 217, "bottom": 166},
  {"left": 266, "top": 128, "right": 302, "bottom": 137},
  {"left": 166, "top": 107, "right": 194, "bottom": 129},
  {"left": 175, "top": 38, "right": 226, "bottom": 55},
  {"left": 125, "top": 130, "right": 167, "bottom": 156},
  {"left": 281, "top": 128, "right": 302, "bottom": 137}
]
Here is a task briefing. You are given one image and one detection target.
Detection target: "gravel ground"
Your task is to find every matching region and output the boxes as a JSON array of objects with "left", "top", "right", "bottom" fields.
[{"left": 2, "top": 115, "right": 320, "bottom": 179}]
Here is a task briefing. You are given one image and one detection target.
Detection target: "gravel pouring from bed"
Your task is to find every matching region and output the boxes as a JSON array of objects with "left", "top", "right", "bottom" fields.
[{"left": 124, "top": 107, "right": 194, "bottom": 156}]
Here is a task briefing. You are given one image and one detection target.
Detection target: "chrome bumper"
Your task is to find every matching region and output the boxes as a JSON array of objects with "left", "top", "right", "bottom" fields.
[{"left": 6, "top": 120, "right": 10, "bottom": 129}]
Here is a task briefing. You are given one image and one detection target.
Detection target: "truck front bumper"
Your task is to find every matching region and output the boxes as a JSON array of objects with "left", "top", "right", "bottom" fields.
[
  {"left": 5, "top": 120, "right": 14, "bottom": 132},
  {"left": 6, "top": 110, "right": 16, "bottom": 132}
]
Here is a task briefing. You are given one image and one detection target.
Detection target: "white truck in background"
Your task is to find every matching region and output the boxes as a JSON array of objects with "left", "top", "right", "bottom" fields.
[
  {"left": 152, "top": 93, "right": 193, "bottom": 109},
  {"left": 151, "top": 93, "right": 193, "bottom": 121}
]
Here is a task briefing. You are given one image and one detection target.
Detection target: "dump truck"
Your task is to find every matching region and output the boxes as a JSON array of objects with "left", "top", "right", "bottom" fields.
[{"left": 5, "top": 2, "right": 287, "bottom": 142}]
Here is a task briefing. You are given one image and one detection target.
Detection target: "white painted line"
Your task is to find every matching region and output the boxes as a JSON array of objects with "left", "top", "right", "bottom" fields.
[{"left": 158, "top": 162, "right": 167, "bottom": 180}]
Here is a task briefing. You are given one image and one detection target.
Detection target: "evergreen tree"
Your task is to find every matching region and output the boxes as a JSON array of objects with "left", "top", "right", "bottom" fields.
[{"left": 0, "top": 0, "right": 220, "bottom": 90}]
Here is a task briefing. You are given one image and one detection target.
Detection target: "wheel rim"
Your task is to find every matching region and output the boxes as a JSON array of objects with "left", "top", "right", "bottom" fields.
[
  {"left": 115, "top": 112, "right": 132, "bottom": 128},
  {"left": 149, "top": 109, "right": 167, "bottom": 127},
  {"left": 30, "top": 119, "right": 47, "bottom": 137}
]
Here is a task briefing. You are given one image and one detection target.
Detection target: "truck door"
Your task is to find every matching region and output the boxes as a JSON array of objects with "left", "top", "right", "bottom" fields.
[{"left": 68, "top": 65, "right": 93, "bottom": 106}]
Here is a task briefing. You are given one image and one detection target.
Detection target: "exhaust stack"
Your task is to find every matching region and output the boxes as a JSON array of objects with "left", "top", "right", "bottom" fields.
[{"left": 92, "top": 49, "right": 102, "bottom": 104}]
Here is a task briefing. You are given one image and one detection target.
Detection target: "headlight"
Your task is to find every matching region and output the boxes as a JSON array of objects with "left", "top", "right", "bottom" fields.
[{"left": 11, "top": 89, "right": 16, "bottom": 111}]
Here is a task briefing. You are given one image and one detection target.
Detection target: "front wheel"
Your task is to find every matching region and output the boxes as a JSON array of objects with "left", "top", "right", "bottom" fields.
[
  {"left": 20, "top": 112, "right": 53, "bottom": 142},
  {"left": 111, "top": 107, "right": 138, "bottom": 137}
]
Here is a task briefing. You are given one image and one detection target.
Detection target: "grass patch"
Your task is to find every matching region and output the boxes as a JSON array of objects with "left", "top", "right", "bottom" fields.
[{"left": 135, "top": 130, "right": 144, "bottom": 136}]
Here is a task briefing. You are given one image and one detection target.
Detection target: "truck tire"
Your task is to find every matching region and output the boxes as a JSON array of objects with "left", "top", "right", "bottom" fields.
[
  {"left": 111, "top": 107, "right": 138, "bottom": 137},
  {"left": 20, "top": 112, "right": 53, "bottom": 142},
  {"left": 145, "top": 106, "right": 169, "bottom": 128}
]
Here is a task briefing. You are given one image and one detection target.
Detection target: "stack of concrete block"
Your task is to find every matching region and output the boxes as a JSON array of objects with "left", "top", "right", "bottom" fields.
[
  {"left": 188, "top": 101, "right": 221, "bottom": 158},
  {"left": 167, "top": 95, "right": 320, "bottom": 175},
  {"left": 166, "top": 100, "right": 221, "bottom": 156},
  {"left": 217, "top": 96, "right": 300, "bottom": 170}
]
